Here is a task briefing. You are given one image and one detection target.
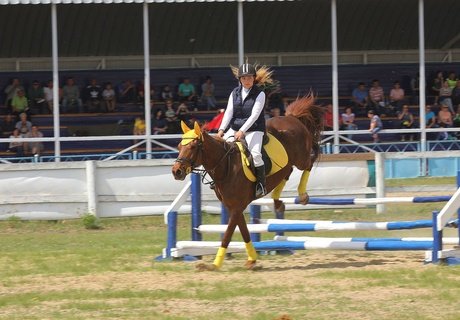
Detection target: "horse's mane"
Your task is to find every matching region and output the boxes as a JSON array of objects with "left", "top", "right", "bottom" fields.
[{"left": 285, "top": 94, "right": 324, "bottom": 161}]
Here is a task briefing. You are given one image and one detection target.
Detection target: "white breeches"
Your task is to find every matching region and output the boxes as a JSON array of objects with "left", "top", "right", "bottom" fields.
[{"left": 224, "top": 128, "right": 264, "bottom": 167}]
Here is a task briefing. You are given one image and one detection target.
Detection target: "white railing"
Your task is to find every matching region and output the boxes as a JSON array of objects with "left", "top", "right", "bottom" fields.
[{"left": 1, "top": 49, "right": 460, "bottom": 71}]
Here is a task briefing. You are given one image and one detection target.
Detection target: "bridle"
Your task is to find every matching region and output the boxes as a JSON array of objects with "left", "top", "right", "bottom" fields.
[{"left": 174, "top": 135, "right": 236, "bottom": 187}]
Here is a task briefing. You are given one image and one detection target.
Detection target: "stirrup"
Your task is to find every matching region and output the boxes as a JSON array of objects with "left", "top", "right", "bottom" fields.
[{"left": 255, "top": 182, "right": 266, "bottom": 198}]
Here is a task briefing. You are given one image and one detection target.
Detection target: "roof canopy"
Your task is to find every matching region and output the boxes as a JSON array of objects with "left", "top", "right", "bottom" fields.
[
  {"left": 0, "top": 0, "right": 291, "bottom": 4},
  {"left": 0, "top": 0, "right": 459, "bottom": 58}
]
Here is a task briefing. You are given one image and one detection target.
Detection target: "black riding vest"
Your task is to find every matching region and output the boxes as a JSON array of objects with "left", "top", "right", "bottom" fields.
[{"left": 230, "top": 85, "right": 266, "bottom": 132}]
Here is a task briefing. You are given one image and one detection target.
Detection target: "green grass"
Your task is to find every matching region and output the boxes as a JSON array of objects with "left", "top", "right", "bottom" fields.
[
  {"left": 385, "top": 176, "right": 456, "bottom": 187},
  {"left": 0, "top": 179, "right": 459, "bottom": 319}
]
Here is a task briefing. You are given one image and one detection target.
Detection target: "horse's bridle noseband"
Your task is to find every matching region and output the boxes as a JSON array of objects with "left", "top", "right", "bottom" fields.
[{"left": 174, "top": 138, "right": 203, "bottom": 172}]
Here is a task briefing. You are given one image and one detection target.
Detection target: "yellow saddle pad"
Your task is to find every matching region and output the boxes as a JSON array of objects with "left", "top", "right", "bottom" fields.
[{"left": 236, "top": 133, "right": 288, "bottom": 182}]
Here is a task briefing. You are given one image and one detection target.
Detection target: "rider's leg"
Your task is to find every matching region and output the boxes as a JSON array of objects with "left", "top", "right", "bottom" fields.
[{"left": 246, "top": 131, "right": 265, "bottom": 198}]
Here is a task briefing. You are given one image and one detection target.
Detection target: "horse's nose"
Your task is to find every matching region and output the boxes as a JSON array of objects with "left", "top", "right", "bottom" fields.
[{"left": 172, "top": 167, "right": 185, "bottom": 181}]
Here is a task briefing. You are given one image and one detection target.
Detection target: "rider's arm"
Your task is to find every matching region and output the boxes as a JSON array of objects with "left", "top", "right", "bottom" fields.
[
  {"left": 218, "top": 92, "right": 235, "bottom": 133},
  {"left": 239, "top": 91, "right": 266, "bottom": 133}
]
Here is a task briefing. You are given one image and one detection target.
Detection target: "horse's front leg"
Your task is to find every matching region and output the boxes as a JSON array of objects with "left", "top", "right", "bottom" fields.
[
  {"left": 297, "top": 170, "right": 311, "bottom": 205},
  {"left": 235, "top": 213, "right": 259, "bottom": 270},
  {"left": 196, "top": 214, "right": 237, "bottom": 271},
  {"left": 272, "top": 179, "right": 287, "bottom": 219}
]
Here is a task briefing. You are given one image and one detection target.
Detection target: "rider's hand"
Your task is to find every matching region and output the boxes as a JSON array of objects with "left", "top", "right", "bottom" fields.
[
  {"left": 234, "top": 130, "right": 245, "bottom": 141},
  {"left": 217, "top": 130, "right": 225, "bottom": 138}
]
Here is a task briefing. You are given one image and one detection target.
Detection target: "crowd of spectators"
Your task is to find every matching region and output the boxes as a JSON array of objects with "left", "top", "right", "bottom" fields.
[
  {"left": 341, "top": 70, "right": 460, "bottom": 142},
  {"left": 2, "top": 69, "right": 460, "bottom": 150}
]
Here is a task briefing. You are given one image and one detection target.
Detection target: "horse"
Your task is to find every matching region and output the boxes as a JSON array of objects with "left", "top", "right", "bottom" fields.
[{"left": 172, "top": 95, "right": 324, "bottom": 270}]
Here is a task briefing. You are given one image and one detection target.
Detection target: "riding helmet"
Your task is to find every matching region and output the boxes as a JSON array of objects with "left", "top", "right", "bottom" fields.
[{"left": 237, "top": 63, "right": 256, "bottom": 78}]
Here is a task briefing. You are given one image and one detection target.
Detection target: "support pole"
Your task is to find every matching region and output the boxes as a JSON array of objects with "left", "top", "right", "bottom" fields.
[
  {"left": 375, "top": 152, "right": 385, "bottom": 214},
  {"left": 418, "top": 0, "right": 427, "bottom": 152},
  {"left": 191, "top": 173, "right": 202, "bottom": 241},
  {"left": 51, "top": 4, "right": 61, "bottom": 161},
  {"left": 165, "top": 211, "right": 178, "bottom": 259},
  {"left": 431, "top": 210, "right": 441, "bottom": 264},
  {"left": 249, "top": 205, "right": 261, "bottom": 243},
  {"left": 330, "top": 0, "right": 340, "bottom": 153},
  {"left": 237, "top": 1, "right": 244, "bottom": 65},
  {"left": 457, "top": 171, "right": 460, "bottom": 245},
  {"left": 143, "top": 3, "right": 152, "bottom": 158},
  {"left": 85, "top": 160, "right": 98, "bottom": 216}
]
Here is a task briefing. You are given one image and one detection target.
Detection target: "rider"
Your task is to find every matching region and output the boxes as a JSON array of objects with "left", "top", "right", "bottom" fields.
[{"left": 217, "top": 63, "right": 267, "bottom": 198}]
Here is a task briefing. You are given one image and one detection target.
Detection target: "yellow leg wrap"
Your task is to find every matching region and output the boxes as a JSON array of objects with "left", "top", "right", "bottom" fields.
[
  {"left": 212, "top": 247, "right": 227, "bottom": 269},
  {"left": 245, "top": 242, "right": 258, "bottom": 261},
  {"left": 297, "top": 170, "right": 310, "bottom": 195},
  {"left": 271, "top": 179, "right": 287, "bottom": 200}
]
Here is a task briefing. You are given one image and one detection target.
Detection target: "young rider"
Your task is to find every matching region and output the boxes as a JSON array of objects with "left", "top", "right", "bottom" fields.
[{"left": 217, "top": 63, "right": 267, "bottom": 198}]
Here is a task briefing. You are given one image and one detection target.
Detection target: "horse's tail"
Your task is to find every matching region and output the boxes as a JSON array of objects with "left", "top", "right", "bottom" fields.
[{"left": 285, "top": 94, "right": 324, "bottom": 161}]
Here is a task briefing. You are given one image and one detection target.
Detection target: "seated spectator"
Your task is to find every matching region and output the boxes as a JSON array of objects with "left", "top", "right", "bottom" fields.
[
  {"left": 84, "top": 79, "right": 103, "bottom": 113},
  {"left": 133, "top": 116, "right": 146, "bottom": 144},
  {"left": 102, "top": 82, "right": 116, "bottom": 112},
  {"left": 11, "top": 89, "right": 30, "bottom": 120},
  {"left": 368, "top": 79, "right": 385, "bottom": 115},
  {"left": 15, "top": 112, "right": 32, "bottom": 136},
  {"left": 27, "top": 80, "right": 46, "bottom": 115},
  {"left": 410, "top": 72, "right": 420, "bottom": 105},
  {"left": 340, "top": 106, "right": 358, "bottom": 139},
  {"left": 4, "top": 78, "right": 24, "bottom": 113},
  {"left": 267, "top": 86, "right": 285, "bottom": 116},
  {"left": 351, "top": 82, "right": 369, "bottom": 116},
  {"left": 164, "top": 100, "right": 180, "bottom": 133},
  {"left": 270, "top": 107, "right": 281, "bottom": 118},
  {"left": 7, "top": 128, "right": 24, "bottom": 157},
  {"left": 62, "top": 77, "right": 83, "bottom": 113},
  {"left": 137, "top": 80, "right": 155, "bottom": 104},
  {"left": 431, "top": 71, "right": 444, "bottom": 105},
  {"left": 368, "top": 110, "right": 383, "bottom": 143},
  {"left": 389, "top": 81, "right": 406, "bottom": 115},
  {"left": 451, "top": 80, "right": 460, "bottom": 109},
  {"left": 203, "top": 109, "right": 225, "bottom": 133},
  {"left": 453, "top": 105, "right": 460, "bottom": 139},
  {"left": 201, "top": 76, "right": 217, "bottom": 110},
  {"left": 323, "top": 104, "right": 333, "bottom": 131},
  {"left": 397, "top": 105, "right": 415, "bottom": 141},
  {"left": 160, "top": 85, "right": 174, "bottom": 101},
  {"left": 425, "top": 105, "right": 438, "bottom": 140},
  {"left": 25, "top": 125, "right": 44, "bottom": 156},
  {"left": 117, "top": 80, "right": 136, "bottom": 103},
  {"left": 178, "top": 77, "right": 198, "bottom": 110},
  {"left": 446, "top": 71, "right": 458, "bottom": 89},
  {"left": 439, "top": 80, "right": 454, "bottom": 114},
  {"left": 43, "top": 80, "right": 61, "bottom": 114},
  {"left": 152, "top": 109, "right": 168, "bottom": 134},
  {"left": 1, "top": 114, "right": 16, "bottom": 138},
  {"left": 437, "top": 103, "right": 453, "bottom": 140},
  {"left": 176, "top": 102, "right": 190, "bottom": 122}
]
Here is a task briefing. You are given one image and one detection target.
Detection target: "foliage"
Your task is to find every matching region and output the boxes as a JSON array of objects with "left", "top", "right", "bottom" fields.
[{"left": 81, "top": 213, "right": 102, "bottom": 230}]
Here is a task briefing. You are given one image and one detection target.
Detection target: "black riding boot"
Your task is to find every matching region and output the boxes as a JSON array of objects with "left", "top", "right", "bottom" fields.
[{"left": 255, "top": 165, "right": 267, "bottom": 198}]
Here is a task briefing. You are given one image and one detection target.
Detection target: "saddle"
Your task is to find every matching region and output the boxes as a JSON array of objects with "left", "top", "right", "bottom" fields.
[{"left": 236, "top": 133, "right": 288, "bottom": 182}]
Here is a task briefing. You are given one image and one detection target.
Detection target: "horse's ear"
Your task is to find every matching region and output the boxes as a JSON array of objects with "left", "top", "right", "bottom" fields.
[
  {"left": 193, "top": 121, "right": 202, "bottom": 138},
  {"left": 181, "top": 121, "right": 191, "bottom": 133}
]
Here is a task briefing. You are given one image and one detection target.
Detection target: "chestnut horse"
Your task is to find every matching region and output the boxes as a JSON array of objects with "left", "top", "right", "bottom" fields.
[{"left": 172, "top": 95, "right": 323, "bottom": 270}]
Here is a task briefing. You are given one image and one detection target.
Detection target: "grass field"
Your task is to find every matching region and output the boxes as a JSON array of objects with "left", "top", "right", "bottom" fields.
[{"left": 1, "top": 177, "right": 459, "bottom": 320}]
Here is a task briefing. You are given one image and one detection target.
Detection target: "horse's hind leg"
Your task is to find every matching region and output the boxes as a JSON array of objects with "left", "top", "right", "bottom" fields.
[
  {"left": 297, "top": 170, "right": 311, "bottom": 205},
  {"left": 235, "top": 213, "right": 258, "bottom": 270}
]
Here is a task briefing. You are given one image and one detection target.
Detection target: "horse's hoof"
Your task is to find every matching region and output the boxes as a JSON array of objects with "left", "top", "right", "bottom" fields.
[
  {"left": 274, "top": 199, "right": 285, "bottom": 215},
  {"left": 195, "top": 262, "right": 218, "bottom": 272},
  {"left": 298, "top": 193, "right": 310, "bottom": 205},
  {"left": 245, "top": 260, "right": 262, "bottom": 271}
]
